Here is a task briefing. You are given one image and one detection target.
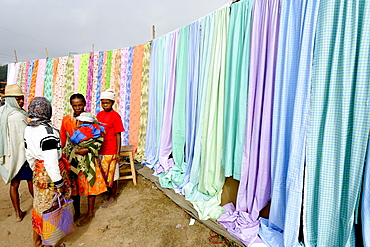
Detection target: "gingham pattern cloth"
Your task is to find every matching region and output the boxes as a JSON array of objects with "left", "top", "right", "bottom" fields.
[{"left": 305, "top": 0, "right": 370, "bottom": 245}]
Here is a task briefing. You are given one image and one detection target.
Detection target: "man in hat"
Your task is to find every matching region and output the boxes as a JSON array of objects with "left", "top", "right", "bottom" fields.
[{"left": 0, "top": 84, "right": 33, "bottom": 222}]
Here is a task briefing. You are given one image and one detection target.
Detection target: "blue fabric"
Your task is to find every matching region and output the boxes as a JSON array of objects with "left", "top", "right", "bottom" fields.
[
  {"left": 143, "top": 40, "right": 158, "bottom": 169},
  {"left": 95, "top": 51, "right": 104, "bottom": 114},
  {"left": 122, "top": 47, "right": 134, "bottom": 145},
  {"left": 258, "top": 0, "right": 319, "bottom": 246},
  {"left": 177, "top": 20, "right": 201, "bottom": 194},
  {"left": 362, "top": 141, "right": 370, "bottom": 246},
  {"left": 70, "top": 124, "right": 104, "bottom": 144}
]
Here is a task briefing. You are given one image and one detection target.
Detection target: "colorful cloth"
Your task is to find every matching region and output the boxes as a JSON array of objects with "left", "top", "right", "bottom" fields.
[
  {"left": 43, "top": 58, "right": 54, "bottom": 103},
  {"left": 63, "top": 56, "right": 75, "bottom": 117},
  {"left": 31, "top": 159, "right": 72, "bottom": 239},
  {"left": 35, "top": 59, "right": 46, "bottom": 97},
  {"left": 52, "top": 56, "right": 67, "bottom": 129},
  {"left": 136, "top": 42, "right": 151, "bottom": 162},
  {"left": 123, "top": 47, "right": 134, "bottom": 145},
  {"left": 70, "top": 124, "right": 104, "bottom": 144},
  {"left": 98, "top": 154, "right": 116, "bottom": 188},
  {"left": 305, "top": 0, "right": 370, "bottom": 245}
]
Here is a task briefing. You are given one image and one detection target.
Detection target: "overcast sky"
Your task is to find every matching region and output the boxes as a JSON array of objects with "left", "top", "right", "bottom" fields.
[{"left": 0, "top": 0, "right": 230, "bottom": 66}]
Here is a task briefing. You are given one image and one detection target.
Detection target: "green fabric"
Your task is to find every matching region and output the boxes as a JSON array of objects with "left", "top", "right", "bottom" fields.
[
  {"left": 78, "top": 53, "right": 90, "bottom": 95},
  {"left": 222, "top": 0, "right": 252, "bottom": 181},
  {"left": 105, "top": 50, "right": 113, "bottom": 89},
  {"left": 305, "top": 1, "right": 370, "bottom": 245},
  {"left": 43, "top": 58, "right": 54, "bottom": 103},
  {"left": 63, "top": 136, "right": 103, "bottom": 187},
  {"left": 159, "top": 26, "right": 189, "bottom": 188}
]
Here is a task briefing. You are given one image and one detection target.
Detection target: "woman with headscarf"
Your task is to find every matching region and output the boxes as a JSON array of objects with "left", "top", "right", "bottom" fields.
[
  {"left": 24, "top": 97, "right": 72, "bottom": 247},
  {"left": 0, "top": 84, "right": 33, "bottom": 222}
]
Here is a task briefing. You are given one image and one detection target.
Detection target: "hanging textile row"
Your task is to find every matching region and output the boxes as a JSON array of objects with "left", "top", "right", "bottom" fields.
[{"left": 6, "top": 0, "right": 370, "bottom": 246}]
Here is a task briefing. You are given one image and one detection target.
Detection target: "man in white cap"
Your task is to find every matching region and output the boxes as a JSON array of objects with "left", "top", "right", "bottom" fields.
[{"left": 0, "top": 84, "right": 33, "bottom": 221}]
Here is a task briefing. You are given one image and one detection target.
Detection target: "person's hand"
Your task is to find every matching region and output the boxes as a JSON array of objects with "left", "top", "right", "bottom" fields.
[
  {"left": 115, "top": 154, "right": 121, "bottom": 162},
  {"left": 75, "top": 148, "right": 89, "bottom": 155},
  {"left": 56, "top": 186, "right": 64, "bottom": 195}
]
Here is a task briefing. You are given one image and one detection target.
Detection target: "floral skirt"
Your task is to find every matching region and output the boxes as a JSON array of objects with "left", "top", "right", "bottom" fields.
[
  {"left": 98, "top": 154, "right": 117, "bottom": 188},
  {"left": 32, "top": 159, "right": 72, "bottom": 236}
]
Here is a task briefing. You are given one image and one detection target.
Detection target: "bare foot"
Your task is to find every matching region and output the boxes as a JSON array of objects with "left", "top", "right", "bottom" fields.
[
  {"left": 77, "top": 215, "right": 94, "bottom": 227},
  {"left": 73, "top": 212, "right": 82, "bottom": 222},
  {"left": 15, "top": 211, "right": 26, "bottom": 222},
  {"left": 101, "top": 198, "right": 117, "bottom": 208}
]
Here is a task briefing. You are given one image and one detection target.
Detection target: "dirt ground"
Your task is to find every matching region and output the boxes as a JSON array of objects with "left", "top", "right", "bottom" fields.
[{"left": 0, "top": 166, "right": 232, "bottom": 247}]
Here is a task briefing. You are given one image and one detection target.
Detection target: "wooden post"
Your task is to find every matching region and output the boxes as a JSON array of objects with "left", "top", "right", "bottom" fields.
[
  {"left": 152, "top": 25, "right": 156, "bottom": 40},
  {"left": 14, "top": 50, "right": 18, "bottom": 63},
  {"left": 45, "top": 47, "right": 49, "bottom": 58},
  {"left": 92, "top": 44, "right": 94, "bottom": 53}
]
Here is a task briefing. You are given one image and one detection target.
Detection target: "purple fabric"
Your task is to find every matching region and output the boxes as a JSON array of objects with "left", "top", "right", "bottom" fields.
[
  {"left": 156, "top": 30, "right": 179, "bottom": 174},
  {"left": 85, "top": 52, "right": 94, "bottom": 112},
  {"left": 218, "top": 0, "right": 280, "bottom": 245}
]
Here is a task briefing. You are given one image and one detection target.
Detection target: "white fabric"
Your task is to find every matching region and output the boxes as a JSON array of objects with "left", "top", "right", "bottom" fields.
[
  {"left": 0, "top": 108, "right": 27, "bottom": 184},
  {"left": 6, "top": 64, "right": 16, "bottom": 85},
  {"left": 24, "top": 124, "right": 62, "bottom": 183},
  {"left": 100, "top": 89, "right": 115, "bottom": 101}
]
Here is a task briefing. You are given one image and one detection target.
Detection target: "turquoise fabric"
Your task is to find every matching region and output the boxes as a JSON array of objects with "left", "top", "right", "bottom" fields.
[
  {"left": 305, "top": 0, "right": 370, "bottom": 245},
  {"left": 222, "top": 0, "right": 252, "bottom": 181}
]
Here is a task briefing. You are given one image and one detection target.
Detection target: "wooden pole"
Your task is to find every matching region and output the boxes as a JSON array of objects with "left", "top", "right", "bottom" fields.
[
  {"left": 92, "top": 44, "right": 94, "bottom": 53},
  {"left": 14, "top": 50, "right": 18, "bottom": 63},
  {"left": 45, "top": 47, "right": 49, "bottom": 58},
  {"left": 152, "top": 25, "right": 156, "bottom": 40}
]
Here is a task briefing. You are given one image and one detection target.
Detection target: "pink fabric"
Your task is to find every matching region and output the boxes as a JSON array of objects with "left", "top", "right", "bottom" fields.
[
  {"left": 35, "top": 59, "right": 47, "bottom": 96},
  {"left": 119, "top": 47, "right": 129, "bottom": 145}
]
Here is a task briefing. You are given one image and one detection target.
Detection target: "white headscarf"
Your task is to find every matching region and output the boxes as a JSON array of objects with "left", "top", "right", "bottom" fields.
[{"left": 100, "top": 89, "right": 115, "bottom": 101}]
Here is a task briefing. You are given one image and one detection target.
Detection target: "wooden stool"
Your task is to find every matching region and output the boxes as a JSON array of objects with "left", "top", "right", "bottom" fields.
[{"left": 118, "top": 145, "right": 137, "bottom": 185}]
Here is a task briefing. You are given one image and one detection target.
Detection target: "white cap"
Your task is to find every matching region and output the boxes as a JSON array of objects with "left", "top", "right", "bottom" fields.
[
  {"left": 100, "top": 88, "right": 115, "bottom": 101},
  {"left": 76, "top": 112, "right": 96, "bottom": 123}
]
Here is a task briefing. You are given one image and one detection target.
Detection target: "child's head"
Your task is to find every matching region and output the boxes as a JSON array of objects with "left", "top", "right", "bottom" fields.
[
  {"left": 76, "top": 112, "right": 96, "bottom": 124},
  {"left": 100, "top": 89, "right": 115, "bottom": 112}
]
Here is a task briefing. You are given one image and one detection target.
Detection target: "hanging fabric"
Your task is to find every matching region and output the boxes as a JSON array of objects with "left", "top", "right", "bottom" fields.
[
  {"left": 128, "top": 44, "right": 145, "bottom": 153},
  {"left": 109, "top": 49, "right": 121, "bottom": 112},
  {"left": 63, "top": 56, "right": 75, "bottom": 117},
  {"left": 119, "top": 47, "right": 129, "bottom": 144},
  {"left": 43, "top": 58, "right": 54, "bottom": 103},
  {"left": 123, "top": 47, "right": 134, "bottom": 145},
  {"left": 95, "top": 51, "right": 104, "bottom": 113},
  {"left": 362, "top": 142, "right": 370, "bottom": 246},
  {"left": 136, "top": 42, "right": 151, "bottom": 162},
  {"left": 52, "top": 56, "right": 67, "bottom": 128},
  {"left": 25, "top": 60, "right": 33, "bottom": 109},
  {"left": 143, "top": 39, "right": 159, "bottom": 169},
  {"left": 156, "top": 30, "right": 179, "bottom": 174},
  {"left": 304, "top": 1, "right": 370, "bottom": 245},
  {"left": 73, "top": 54, "right": 81, "bottom": 93},
  {"left": 105, "top": 50, "right": 113, "bottom": 89},
  {"left": 35, "top": 59, "right": 47, "bottom": 97},
  {"left": 78, "top": 53, "right": 90, "bottom": 96},
  {"left": 177, "top": 20, "right": 201, "bottom": 194},
  {"left": 158, "top": 26, "right": 189, "bottom": 189},
  {"left": 28, "top": 59, "right": 39, "bottom": 103},
  {"left": 85, "top": 52, "right": 94, "bottom": 112},
  {"left": 222, "top": 0, "right": 252, "bottom": 181},
  {"left": 218, "top": 0, "right": 281, "bottom": 245},
  {"left": 259, "top": 0, "right": 319, "bottom": 246},
  {"left": 16, "top": 62, "right": 25, "bottom": 89},
  {"left": 90, "top": 52, "right": 100, "bottom": 114},
  {"left": 6, "top": 63, "right": 16, "bottom": 85}
]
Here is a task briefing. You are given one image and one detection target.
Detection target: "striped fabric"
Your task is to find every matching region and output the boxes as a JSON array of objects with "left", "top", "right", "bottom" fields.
[
  {"left": 258, "top": 0, "right": 319, "bottom": 246},
  {"left": 305, "top": 1, "right": 370, "bottom": 245},
  {"left": 136, "top": 42, "right": 151, "bottom": 162}
]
